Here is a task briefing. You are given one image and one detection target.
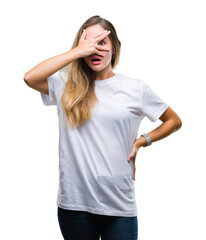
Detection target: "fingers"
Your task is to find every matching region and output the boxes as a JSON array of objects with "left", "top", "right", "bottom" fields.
[
  {"left": 95, "top": 44, "right": 110, "bottom": 51},
  {"left": 81, "top": 29, "right": 110, "bottom": 42},
  {"left": 78, "top": 29, "right": 110, "bottom": 57},
  {"left": 94, "top": 49, "right": 105, "bottom": 57},
  {"left": 132, "top": 157, "right": 136, "bottom": 180},
  {"left": 133, "top": 164, "right": 136, "bottom": 180},
  {"left": 94, "top": 39, "right": 110, "bottom": 56},
  {"left": 95, "top": 30, "right": 111, "bottom": 42},
  {"left": 127, "top": 148, "right": 138, "bottom": 162},
  {"left": 94, "top": 30, "right": 109, "bottom": 38}
]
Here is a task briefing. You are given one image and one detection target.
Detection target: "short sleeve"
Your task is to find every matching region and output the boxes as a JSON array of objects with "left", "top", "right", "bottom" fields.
[
  {"left": 141, "top": 81, "right": 169, "bottom": 122},
  {"left": 40, "top": 72, "right": 59, "bottom": 106}
]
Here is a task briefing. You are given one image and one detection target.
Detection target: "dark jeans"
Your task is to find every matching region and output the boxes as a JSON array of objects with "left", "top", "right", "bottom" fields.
[{"left": 57, "top": 207, "right": 138, "bottom": 240}]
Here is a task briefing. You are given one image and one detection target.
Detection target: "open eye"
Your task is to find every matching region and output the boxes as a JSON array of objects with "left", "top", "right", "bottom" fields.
[{"left": 98, "top": 40, "right": 105, "bottom": 45}]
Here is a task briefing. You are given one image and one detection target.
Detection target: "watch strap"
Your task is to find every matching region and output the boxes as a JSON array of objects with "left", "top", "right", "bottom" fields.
[{"left": 141, "top": 133, "right": 152, "bottom": 147}]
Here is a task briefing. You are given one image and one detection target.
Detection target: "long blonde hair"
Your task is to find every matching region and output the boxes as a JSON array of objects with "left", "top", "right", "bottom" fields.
[{"left": 60, "top": 15, "right": 121, "bottom": 129}]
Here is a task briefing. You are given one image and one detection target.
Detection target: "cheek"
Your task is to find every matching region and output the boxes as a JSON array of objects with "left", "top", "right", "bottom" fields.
[
  {"left": 105, "top": 51, "right": 113, "bottom": 60},
  {"left": 102, "top": 48, "right": 112, "bottom": 58},
  {"left": 83, "top": 57, "right": 90, "bottom": 65}
]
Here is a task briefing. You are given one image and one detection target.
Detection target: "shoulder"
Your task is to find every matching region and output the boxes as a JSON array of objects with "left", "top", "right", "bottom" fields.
[
  {"left": 50, "top": 70, "right": 68, "bottom": 88},
  {"left": 117, "top": 73, "right": 144, "bottom": 91},
  {"left": 118, "top": 73, "right": 143, "bottom": 83},
  {"left": 56, "top": 70, "right": 68, "bottom": 84}
]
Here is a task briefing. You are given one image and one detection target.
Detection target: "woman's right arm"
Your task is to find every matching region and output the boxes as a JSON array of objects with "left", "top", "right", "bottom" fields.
[
  {"left": 24, "top": 29, "right": 111, "bottom": 95},
  {"left": 23, "top": 48, "right": 81, "bottom": 95}
]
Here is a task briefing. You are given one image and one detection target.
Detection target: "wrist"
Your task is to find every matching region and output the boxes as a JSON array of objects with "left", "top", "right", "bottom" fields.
[
  {"left": 72, "top": 47, "right": 82, "bottom": 59},
  {"left": 141, "top": 133, "right": 152, "bottom": 147},
  {"left": 135, "top": 136, "right": 147, "bottom": 148},
  {"left": 66, "top": 48, "right": 81, "bottom": 62}
]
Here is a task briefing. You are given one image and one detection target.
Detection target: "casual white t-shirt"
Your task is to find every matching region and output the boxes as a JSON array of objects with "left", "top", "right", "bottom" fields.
[{"left": 40, "top": 71, "right": 169, "bottom": 217}]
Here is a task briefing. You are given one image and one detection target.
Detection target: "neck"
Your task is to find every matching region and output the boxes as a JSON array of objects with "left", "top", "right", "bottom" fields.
[{"left": 94, "top": 66, "right": 115, "bottom": 81}]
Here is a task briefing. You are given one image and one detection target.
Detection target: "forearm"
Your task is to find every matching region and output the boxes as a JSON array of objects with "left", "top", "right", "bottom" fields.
[
  {"left": 137, "top": 119, "right": 182, "bottom": 148},
  {"left": 24, "top": 48, "right": 80, "bottom": 83}
]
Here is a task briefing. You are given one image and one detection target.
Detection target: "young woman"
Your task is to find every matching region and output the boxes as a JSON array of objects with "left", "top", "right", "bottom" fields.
[{"left": 24, "top": 15, "right": 182, "bottom": 240}]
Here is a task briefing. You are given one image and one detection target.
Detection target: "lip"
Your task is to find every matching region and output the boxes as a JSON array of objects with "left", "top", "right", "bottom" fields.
[{"left": 91, "top": 56, "right": 102, "bottom": 65}]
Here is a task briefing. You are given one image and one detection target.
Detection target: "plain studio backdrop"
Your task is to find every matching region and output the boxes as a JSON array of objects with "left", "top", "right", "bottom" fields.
[{"left": 0, "top": 0, "right": 205, "bottom": 239}]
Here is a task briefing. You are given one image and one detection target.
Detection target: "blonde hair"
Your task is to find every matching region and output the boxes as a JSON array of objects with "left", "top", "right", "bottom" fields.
[{"left": 60, "top": 15, "right": 121, "bottom": 129}]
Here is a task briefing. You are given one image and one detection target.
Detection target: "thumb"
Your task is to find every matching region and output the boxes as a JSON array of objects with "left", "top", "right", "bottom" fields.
[
  {"left": 80, "top": 29, "right": 86, "bottom": 40},
  {"left": 127, "top": 144, "right": 139, "bottom": 162},
  {"left": 127, "top": 149, "right": 136, "bottom": 162}
]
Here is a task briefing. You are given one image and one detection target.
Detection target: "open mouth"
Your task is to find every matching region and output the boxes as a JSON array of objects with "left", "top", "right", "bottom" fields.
[
  {"left": 91, "top": 58, "right": 102, "bottom": 65},
  {"left": 92, "top": 59, "right": 101, "bottom": 62}
]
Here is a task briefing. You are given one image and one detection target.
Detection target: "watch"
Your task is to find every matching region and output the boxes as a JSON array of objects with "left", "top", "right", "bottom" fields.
[{"left": 141, "top": 133, "right": 152, "bottom": 147}]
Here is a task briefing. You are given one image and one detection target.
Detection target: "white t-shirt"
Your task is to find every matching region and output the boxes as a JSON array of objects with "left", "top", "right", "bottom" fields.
[{"left": 40, "top": 71, "right": 169, "bottom": 217}]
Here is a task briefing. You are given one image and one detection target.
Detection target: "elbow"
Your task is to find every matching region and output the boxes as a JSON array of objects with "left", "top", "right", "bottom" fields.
[
  {"left": 24, "top": 72, "right": 32, "bottom": 86},
  {"left": 175, "top": 118, "right": 182, "bottom": 131},
  {"left": 167, "top": 118, "right": 182, "bottom": 133},
  {"left": 24, "top": 72, "right": 29, "bottom": 81}
]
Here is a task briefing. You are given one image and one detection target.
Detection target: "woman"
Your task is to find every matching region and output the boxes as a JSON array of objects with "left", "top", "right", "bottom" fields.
[{"left": 24, "top": 15, "right": 182, "bottom": 240}]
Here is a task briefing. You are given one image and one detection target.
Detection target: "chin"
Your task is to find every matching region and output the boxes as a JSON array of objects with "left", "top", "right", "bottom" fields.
[
  {"left": 88, "top": 65, "right": 105, "bottom": 72},
  {"left": 91, "top": 67, "right": 105, "bottom": 72}
]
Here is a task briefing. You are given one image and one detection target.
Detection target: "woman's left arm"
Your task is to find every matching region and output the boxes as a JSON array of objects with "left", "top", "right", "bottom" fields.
[
  {"left": 127, "top": 106, "right": 182, "bottom": 180},
  {"left": 138, "top": 106, "right": 182, "bottom": 147}
]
